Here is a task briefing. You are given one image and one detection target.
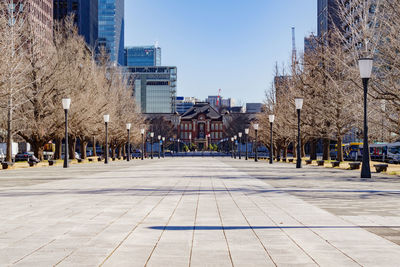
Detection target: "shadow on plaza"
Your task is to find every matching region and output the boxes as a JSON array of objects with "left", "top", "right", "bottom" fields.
[
  {"left": 1, "top": 187, "right": 400, "bottom": 198},
  {"left": 148, "top": 225, "right": 400, "bottom": 231}
]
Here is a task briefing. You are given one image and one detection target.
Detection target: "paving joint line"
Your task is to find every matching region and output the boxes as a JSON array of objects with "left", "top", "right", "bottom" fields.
[
  {"left": 188, "top": 180, "right": 201, "bottom": 267},
  {"left": 144, "top": 178, "right": 193, "bottom": 267},
  {"left": 211, "top": 177, "right": 234, "bottom": 267},
  {"left": 98, "top": 179, "right": 183, "bottom": 267}
]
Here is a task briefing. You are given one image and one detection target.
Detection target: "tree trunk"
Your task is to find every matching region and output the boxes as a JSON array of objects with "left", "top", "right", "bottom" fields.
[
  {"left": 69, "top": 136, "right": 76, "bottom": 160},
  {"left": 81, "top": 140, "right": 88, "bottom": 160},
  {"left": 283, "top": 146, "right": 288, "bottom": 159},
  {"left": 32, "top": 143, "right": 44, "bottom": 161},
  {"left": 111, "top": 147, "right": 116, "bottom": 158},
  {"left": 337, "top": 136, "right": 343, "bottom": 162},
  {"left": 310, "top": 139, "right": 317, "bottom": 160},
  {"left": 118, "top": 145, "right": 122, "bottom": 158},
  {"left": 6, "top": 99, "right": 12, "bottom": 162},
  {"left": 323, "top": 138, "right": 330, "bottom": 160},
  {"left": 293, "top": 142, "right": 297, "bottom": 158},
  {"left": 54, "top": 137, "right": 62, "bottom": 160},
  {"left": 93, "top": 136, "right": 97, "bottom": 157},
  {"left": 301, "top": 143, "right": 306, "bottom": 158}
]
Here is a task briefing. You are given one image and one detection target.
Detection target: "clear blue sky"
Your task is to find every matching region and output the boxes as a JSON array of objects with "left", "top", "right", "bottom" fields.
[{"left": 125, "top": 0, "right": 317, "bottom": 104}]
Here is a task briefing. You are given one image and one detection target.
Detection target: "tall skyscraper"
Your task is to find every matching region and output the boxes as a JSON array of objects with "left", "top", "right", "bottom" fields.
[
  {"left": 317, "top": 0, "right": 342, "bottom": 37},
  {"left": 53, "top": 0, "right": 98, "bottom": 48},
  {"left": 98, "top": 0, "right": 124, "bottom": 65},
  {"left": 124, "top": 45, "right": 161, "bottom": 66}
]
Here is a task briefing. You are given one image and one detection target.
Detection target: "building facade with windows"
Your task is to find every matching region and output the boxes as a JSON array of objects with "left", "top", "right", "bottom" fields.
[
  {"left": 124, "top": 45, "right": 161, "bottom": 66},
  {"left": 53, "top": 0, "right": 98, "bottom": 48},
  {"left": 9, "top": 0, "right": 53, "bottom": 43},
  {"left": 317, "top": 0, "right": 342, "bottom": 37},
  {"left": 179, "top": 103, "right": 225, "bottom": 150},
  {"left": 98, "top": 0, "right": 124, "bottom": 65},
  {"left": 176, "top": 97, "right": 198, "bottom": 114},
  {"left": 127, "top": 66, "right": 177, "bottom": 114}
]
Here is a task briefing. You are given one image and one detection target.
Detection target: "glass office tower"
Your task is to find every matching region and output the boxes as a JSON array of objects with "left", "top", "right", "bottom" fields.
[
  {"left": 124, "top": 45, "right": 161, "bottom": 66},
  {"left": 54, "top": 0, "right": 98, "bottom": 48},
  {"left": 98, "top": 0, "right": 124, "bottom": 65}
]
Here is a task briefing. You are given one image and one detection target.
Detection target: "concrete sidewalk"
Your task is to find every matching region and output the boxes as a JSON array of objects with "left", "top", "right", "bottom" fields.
[{"left": 0, "top": 158, "right": 399, "bottom": 266}]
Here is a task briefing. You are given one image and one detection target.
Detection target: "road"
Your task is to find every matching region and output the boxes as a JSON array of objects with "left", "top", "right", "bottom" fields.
[{"left": 1, "top": 158, "right": 400, "bottom": 266}]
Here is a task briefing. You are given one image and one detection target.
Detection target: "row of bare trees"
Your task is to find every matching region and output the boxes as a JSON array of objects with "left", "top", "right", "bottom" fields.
[
  {"left": 257, "top": 0, "right": 400, "bottom": 161},
  {"left": 0, "top": 1, "right": 145, "bottom": 161}
]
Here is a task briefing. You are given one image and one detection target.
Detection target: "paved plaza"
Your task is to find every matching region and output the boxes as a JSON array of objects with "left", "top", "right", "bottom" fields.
[{"left": 1, "top": 158, "right": 400, "bottom": 266}]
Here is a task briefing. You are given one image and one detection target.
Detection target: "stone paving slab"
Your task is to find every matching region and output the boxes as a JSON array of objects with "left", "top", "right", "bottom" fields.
[{"left": 0, "top": 158, "right": 400, "bottom": 266}]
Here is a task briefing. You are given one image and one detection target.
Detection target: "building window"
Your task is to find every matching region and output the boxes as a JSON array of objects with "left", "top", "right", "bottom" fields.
[
  {"left": 211, "top": 124, "right": 214, "bottom": 130},
  {"left": 189, "top": 124, "right": 192, "bottom": 130},
  {"left": 185, "top": 124, "right": 188, "bottom": 130}
]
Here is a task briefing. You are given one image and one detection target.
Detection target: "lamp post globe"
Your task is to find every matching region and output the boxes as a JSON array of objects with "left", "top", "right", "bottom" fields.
[
  {"left": 62, "top": 98, "right": 71, "bottom": 168},
  {"left": 294, "top": 98, "right": 303, "bottom": 168},
  {"left": 103, "top": 114, "right": 110, "bottom": 164},
  {"left": 359, "top": 58, "right": 373, "bottom": 178},
  {"left": 269, "top": 114, "right": 275, "bottom": 164},
  {"left": 253, "top": 124, "right": 259, "bottom": 162}
]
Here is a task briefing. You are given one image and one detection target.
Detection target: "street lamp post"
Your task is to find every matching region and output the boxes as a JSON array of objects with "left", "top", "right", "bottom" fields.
[
  {"left": 234, "top": 135, "right": 237, "bottom": 159},
  {"left": 178, "top": 139, "right": 180, "bottom": 153},
  {"left": 359, "top": 58, "right": 373, "bottom": 178},
  {"left": 150, "top": 132, "right": 154, "bottom": 159},
  {"left": 189, "top": 132, "right": 192, "bottom": 151},
  {"left": 104, "top": 114, "right": 110, "bottom": 164},
  {"left": 231, "top": 137, "right": 234, "bottom": 158},
  {"left": 158, "top": 135, "right": 161, "bottom": 159},
  {"left": 162, "top": 137, "right": 165, "bottom": 158},
  {"left": 295, "top": 98, "right": 303, "bottom": 169},
  {"left": 141, "top": 128, "right": 145, "bottom": 160},
  {"left": 245, "top": 128, "right": 249, "bottom": 160},
  {"left": 269, "top": 115, "right": 275, "bottom": 164},
  {"left": 126, "top": 123, "right": 131, "bottom": 162},
  {"left": 62, "top": 98, "right": 71, "bottom": 168},
  {"left": 254, "top": 124, "right": 259, "bottom": 162},
  {"left": 238, "top": 132, "right": 242, "bottom": 159}
]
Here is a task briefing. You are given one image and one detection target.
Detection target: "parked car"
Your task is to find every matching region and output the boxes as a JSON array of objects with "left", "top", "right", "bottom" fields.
[{"left": 15, "top": 152, "right": 40, "bottom": 163}]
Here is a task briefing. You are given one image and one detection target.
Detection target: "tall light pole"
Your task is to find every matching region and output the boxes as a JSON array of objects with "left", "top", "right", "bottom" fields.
[
  {"left": 62, "top": 98, "right": 71, "bottom": 168},
  {"left": 141, "top": 128, "right": 145, "bottom": 160},
  {"left": 150, "top": 132, "right": 154, "bottom": 159},
  {"left": 158, "top": 135, "right": 161, "bottom": 159},
  {"left": 238, "top": 132, "right": 242, "bottom": 159},
  {"left": 162, "top": 137, "right": 165, "bottom": 158},
  {"left": 126, "top": 123, "right": 131, "bottom": 162},
  {"left": 189, "top": 132, "right": 192, "bottom": 151},
  {"left": 178, "top": 139, "right": 180, "bottom": 153},
  {"left": 359, "top": 58, "right": 373, "bottom": 178},
  {"left": 245, "top": 128, "right": 249, "bottom": 160},
  {"left": 104, "top": 114, "right": 110, "bottom": 164},
  {"left": 231, "top": 137, "right": 234, "bottom": 158},
  {"left": 269, "top": 115, "right": 275, "bottom": 164},
  {"left": 254, "top": 124, "right": 259, "bottom": 162},
  {"left": 234, "top": 135, "right": 237, "bottom": 159},
  {"left": 295, "top": 98, "right": 303, "bottom": 168}
]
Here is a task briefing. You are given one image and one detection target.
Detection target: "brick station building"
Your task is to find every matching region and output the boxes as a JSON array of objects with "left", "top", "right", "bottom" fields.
[{"left": 178, "top": 102, "right": 225, "bottom": 150}]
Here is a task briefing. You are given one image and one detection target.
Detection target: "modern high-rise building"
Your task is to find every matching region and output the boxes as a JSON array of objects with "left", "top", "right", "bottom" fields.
[
  {"left": 127, "top": 66, "right": 177, "bottom": 114},
  {"left": 53, "top": 0, "right": 98, "bottom": 48},
  {"left": 176, "top": 97, "right": 198, "bottom": 114},
  {"left": 98, "top": 0, "right": 124, "bottom": 65},
  {"left": 246, "top": 103, "right": 263, "bottom": 113},
  {"left": 317, "top": 0, "right": 342, "bottom": 37},
  {"left": 8, "top": 1, "right": 54, "bottom": 43},
  {"left": 124, "top": 45, "right": 161, "bottom": 66}
]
